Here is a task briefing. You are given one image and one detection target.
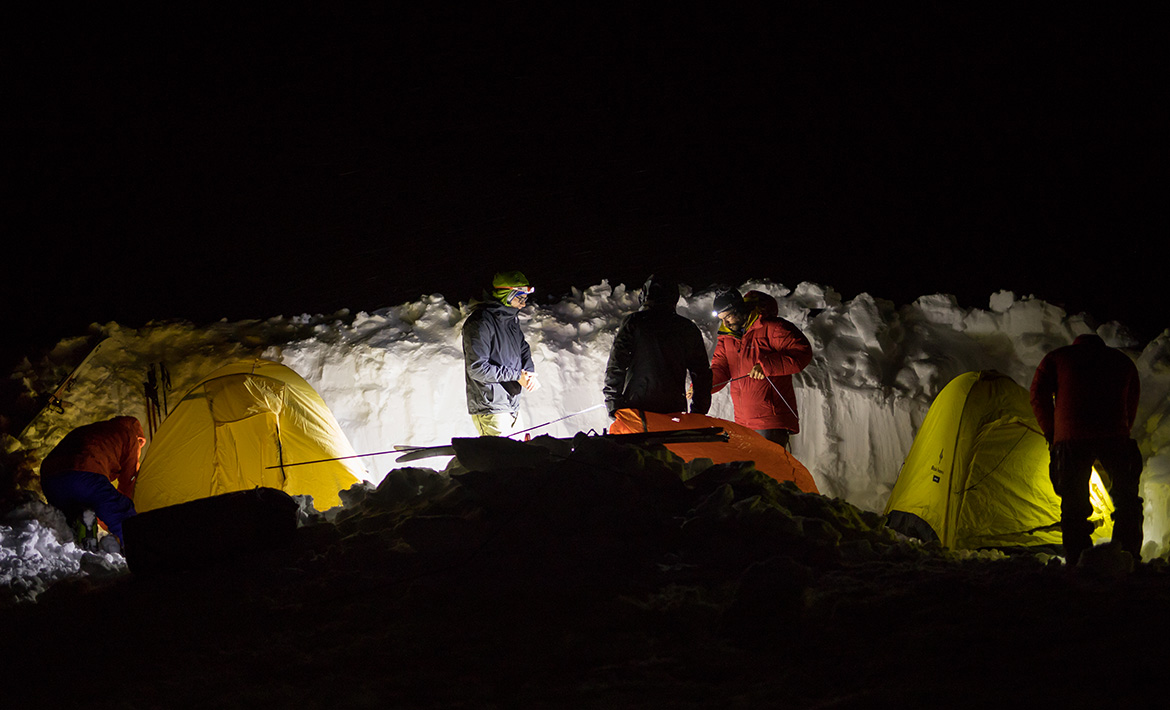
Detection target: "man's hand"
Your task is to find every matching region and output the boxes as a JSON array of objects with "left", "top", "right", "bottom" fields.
[
  {"left": 519, "top": 370, "right": 541, "bottom": 392},
  {"left": 749, "top": 363, "right": 767, "bottom": 380}
]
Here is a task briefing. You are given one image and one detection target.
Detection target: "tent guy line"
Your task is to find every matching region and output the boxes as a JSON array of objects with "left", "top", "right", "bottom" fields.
[
  {"left": 707, "top": 374, "right": 799, "bottom": 419},
  {"left": 266, "top": 402, "right": 609, "bottom": 470},
  {"left": 506, "top": 403, "right": 607, "bottom": 439},
  {"left": 249, "top": 377, "right": 789, "bottom": 472}
]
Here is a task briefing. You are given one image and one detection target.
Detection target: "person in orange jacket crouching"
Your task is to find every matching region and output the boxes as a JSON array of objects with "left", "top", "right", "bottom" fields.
[{"left": 38, "top": 415, "right": 144, "bottom": 552}]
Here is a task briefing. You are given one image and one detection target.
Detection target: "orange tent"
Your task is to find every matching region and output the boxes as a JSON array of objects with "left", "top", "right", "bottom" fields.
[{"left": 609, "top": 409, "right": 819, "bottom": 493}]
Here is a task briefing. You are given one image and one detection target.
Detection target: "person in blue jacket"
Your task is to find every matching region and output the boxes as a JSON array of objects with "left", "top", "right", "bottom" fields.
[{"left": 462, "top": 271, "right": 541, "bottom": 436}]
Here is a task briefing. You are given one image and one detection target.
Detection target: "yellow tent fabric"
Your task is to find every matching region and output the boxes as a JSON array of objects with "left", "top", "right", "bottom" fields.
[
  {"left": 884, "top": 370, "right": 1114, "bottom": 550},
  {"left": 135, "top": 359, "right": 364, "bottom": 513}
]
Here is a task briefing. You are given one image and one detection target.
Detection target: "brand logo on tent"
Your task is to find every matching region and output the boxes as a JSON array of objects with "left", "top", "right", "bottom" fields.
[{"left": 930, "top": 450, "right": 944, "bottom": 482}]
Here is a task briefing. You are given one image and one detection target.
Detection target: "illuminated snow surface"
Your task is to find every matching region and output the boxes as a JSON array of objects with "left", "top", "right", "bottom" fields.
[{"left": 4, "top": 280, "right": 1170, "bottom": 708}]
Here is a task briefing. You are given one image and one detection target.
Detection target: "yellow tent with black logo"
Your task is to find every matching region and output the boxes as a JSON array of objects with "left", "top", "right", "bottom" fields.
[
  {"left": 884, "top": 370, "right": 1114, "bottom": 550},
  {"left": 134, "top": 359, "right": 365, "bottom": 513}
]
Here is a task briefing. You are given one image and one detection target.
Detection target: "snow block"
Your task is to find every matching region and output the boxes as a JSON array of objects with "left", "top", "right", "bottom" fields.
[{"left": 122, "top": 487, "right": 298, "bottom": 575}]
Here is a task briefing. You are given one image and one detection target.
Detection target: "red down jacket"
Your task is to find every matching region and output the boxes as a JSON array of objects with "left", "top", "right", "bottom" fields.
[
  {"left": 1030, "top": 334, "right": 1140, "bottom": 443},
  {"left": 711, "top": 293, "right": 813, "bottom": 432}
]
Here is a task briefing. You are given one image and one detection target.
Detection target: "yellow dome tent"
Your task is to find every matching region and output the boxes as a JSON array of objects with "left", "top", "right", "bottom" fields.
[
  {"left": 884, "top": 370, "right": 1114, "bottom": 550},
  {"left": 134, "top": 359, "right": 365, "bottom": 513}
]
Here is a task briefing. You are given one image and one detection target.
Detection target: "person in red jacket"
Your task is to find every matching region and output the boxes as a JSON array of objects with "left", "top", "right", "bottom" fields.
[
  {"left": 38, "top": 415, "right": 144, "bottom": 548},
  {"left": 1030, "top": 334, "right": 1143, "bottom": 565},
  {"left": 710, "top": 287, "right": 813, "bottom": 448}
]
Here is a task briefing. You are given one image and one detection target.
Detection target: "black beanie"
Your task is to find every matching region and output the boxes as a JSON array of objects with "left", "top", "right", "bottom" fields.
[{"left": 712, "top": 287, "right": 744, "bottom": 315}]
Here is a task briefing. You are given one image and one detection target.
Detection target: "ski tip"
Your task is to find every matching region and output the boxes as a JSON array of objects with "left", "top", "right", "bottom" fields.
[{"left": 395, "top": 446, "right": 456, "bottom": 462}]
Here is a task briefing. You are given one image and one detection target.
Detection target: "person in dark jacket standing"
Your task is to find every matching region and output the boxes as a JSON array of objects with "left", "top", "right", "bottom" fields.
[
  {"left": 710, "top": 287, "right": 812, "bottom": 448},
  {"left": 1030, "top": 333, "right": 1143, "bottom": 564},
  {"left": 39, "top": 414, "right": 144, "bottom": 549},
  {"left": 603, "top": 275, "right": 712, "bottom": 418},
  {"left": 462, "top": 270, "right": 540, "bottom": 436}
]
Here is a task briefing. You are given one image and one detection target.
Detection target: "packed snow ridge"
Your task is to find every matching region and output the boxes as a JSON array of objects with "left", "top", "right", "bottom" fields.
[{"left": 6, "top": 280, "right": 1170, "bottom": 600}]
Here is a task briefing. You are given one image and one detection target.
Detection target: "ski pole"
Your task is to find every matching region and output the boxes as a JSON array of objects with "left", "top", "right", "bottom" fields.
[
  {"left": 266, "top": 448, "right": 404, "bottom": 469},
  {"left": 268, "top": 404, "right": 609, "bottom": 469}
]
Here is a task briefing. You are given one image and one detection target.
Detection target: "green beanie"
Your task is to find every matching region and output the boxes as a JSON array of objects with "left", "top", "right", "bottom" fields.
[{"left": 492, "top": 270, "right": 533, "bottom": 303}]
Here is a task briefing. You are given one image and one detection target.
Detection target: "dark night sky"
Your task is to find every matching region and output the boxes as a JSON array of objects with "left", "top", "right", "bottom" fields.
[{"left": 3, "top": 5, "right": 1166, "bottom": 370}]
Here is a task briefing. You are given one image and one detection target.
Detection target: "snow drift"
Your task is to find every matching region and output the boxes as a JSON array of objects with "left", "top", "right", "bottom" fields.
[{"left": 5, "top": 280, "right": 1170, "bottom": 602}]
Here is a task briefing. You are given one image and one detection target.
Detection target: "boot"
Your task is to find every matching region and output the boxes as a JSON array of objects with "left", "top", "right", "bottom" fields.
[{"left": 73, "top": 510, "right": 100, "bottom": 552}]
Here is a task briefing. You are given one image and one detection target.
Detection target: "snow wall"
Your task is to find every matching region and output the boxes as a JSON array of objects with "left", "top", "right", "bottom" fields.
[{"left": 13, "top": 281, "right": 1170, "bottom": 560}]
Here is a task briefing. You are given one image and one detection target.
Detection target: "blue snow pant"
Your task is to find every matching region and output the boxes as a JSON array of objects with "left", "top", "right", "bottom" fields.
[
  {"left": 1049, "top": 437, "right": 1144, "bottom": 564},
  {"left": 41, "top": 470, "right": 137, "bottom": 542}
]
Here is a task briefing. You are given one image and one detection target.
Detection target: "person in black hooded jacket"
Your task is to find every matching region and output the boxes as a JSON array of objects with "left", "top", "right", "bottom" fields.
[{"left": 603, "top": 275, "right": 712, "bottom": 418}]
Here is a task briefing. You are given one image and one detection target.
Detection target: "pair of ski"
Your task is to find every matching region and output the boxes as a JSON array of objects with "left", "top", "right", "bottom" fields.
[
  {"left": 267, "top": 427, "right": 730, "bottom": 471},
  {"left": 18, "top": 337, "right": 109, "bottom": 440},
  {"left": 19, "top": 337, "right": 172, "bottom": 442}
]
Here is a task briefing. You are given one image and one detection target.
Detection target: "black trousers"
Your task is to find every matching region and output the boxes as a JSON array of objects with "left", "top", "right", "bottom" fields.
[
  {"left": 1049, "top": 437, "right": 1144, "bottom": 563},
  {"left": 755, "top": 428, "right": 791, "bottom": 448}
]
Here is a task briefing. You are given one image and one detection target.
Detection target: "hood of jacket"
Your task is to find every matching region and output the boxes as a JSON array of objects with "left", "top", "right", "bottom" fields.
[{"left": 640, "top": 275, "right": 680, "bottom": 312}]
